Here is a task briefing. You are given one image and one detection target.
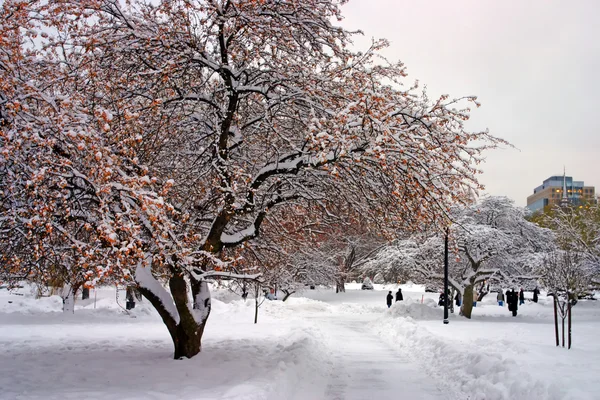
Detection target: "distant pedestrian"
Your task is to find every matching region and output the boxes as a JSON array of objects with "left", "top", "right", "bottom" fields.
[
  {"left": 519, "top": 288, "right": 525, "bottom": 305},
  {"left": 455, "top": 291, "right": 461, "bottom": 307},
  {"left": 508, "top": 289, "right": 518, "bottom": 316},
  {"left": 438, "top": 291, "right": 446, "bottom": 307},
  {"left": 395, "top": 288, "right": 403, "bottom": 302},
  {"left": 497, "top": 290, "right": 505, "bottom": 306},
  {"left": 386, "top": 291, "right": 393, "bottom": 308},
  {"left": 533, "top": 287, "right": 539, "bottom": 303},
  {"left": 473, "top": 289, "right": 479, "bottom": 307}
]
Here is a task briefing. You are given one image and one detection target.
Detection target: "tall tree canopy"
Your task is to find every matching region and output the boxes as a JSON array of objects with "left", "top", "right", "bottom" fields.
[{"left": 1, "top": 0, "right": 505, "bottom": 358}]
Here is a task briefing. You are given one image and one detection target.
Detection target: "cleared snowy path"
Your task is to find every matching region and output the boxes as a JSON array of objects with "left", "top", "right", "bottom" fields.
[{"left": 304, "top": 313, "right": 443, "bottom": 400}]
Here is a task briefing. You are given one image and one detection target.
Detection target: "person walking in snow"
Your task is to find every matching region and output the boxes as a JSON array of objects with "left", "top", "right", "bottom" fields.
[
  {"left": 438, "top": 291, "right": 445, "bottom": 306},
  {"left": 386, "top": 291, "right": 394, "bottom": 308},
  {"left": 519, "top": 288, "right": 525, "bottom": 305},
  {"left": 497, "top": 290, "right": 505, "bottom": 306},
  {"left": 455, "top": 291, "right": 461, "bottom": 307},
  {"left": 508, "top": 289, "right": 518, "bottom": 316},
  {"left": 533, "top": 287, "right": 540, "bottom": 303},
  {"left": 395, "top": 288, "right": 403, "bottom": 302}
]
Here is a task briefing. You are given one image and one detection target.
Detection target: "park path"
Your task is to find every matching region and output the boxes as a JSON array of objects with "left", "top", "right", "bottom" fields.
[{"left": 302, "top": 313, "right": 443, "bottom": 400}]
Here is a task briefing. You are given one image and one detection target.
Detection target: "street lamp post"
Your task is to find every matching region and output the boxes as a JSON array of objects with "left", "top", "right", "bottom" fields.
[{"left": 443, "top": 227, "right": 449, "bottom": 324}]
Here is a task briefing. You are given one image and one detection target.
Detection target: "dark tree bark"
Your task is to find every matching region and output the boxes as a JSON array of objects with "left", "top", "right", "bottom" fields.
[
  {"left": 461, "top": 285, "right": 474, "bottom": 319},
  {"left": 562, "top": 314, "right": 565, "bottom": 348},
  {"left": 282, "top": 290, "right": 294, "bottom": 302},
  {"left": 138, "top": 275, "right": 210, "bottom": 359},
  {"left": 254, "top": 282, "right": 261, "bottom": 324}
]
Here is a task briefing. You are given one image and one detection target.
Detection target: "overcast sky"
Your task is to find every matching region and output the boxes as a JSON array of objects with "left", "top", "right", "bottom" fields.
[{"left": 340, "top": 0, "right": 600, "bottom": 206}]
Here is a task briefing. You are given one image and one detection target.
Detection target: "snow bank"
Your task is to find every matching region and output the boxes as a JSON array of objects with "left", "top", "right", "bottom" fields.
[
  {"left": 0, "top": 293, "right": 63, "bottom": 314},
  {"left": 387, "top": 298, "right": 442, "bottom": 320},
  {"left": 264, "top": 297, "right": 334, "bottom": 316},
  {"left": 344, "top": 281, "right": 426, "bottom": 292},
  {"left": 264, "top": 296, "right": 384, "bottom": 316},
  {"left": 373, "top": 315, "right": 563, "bottom": 399}
]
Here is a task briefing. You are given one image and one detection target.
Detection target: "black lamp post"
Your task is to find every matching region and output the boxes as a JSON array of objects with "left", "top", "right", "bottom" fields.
[{"left": 443, "top": 227, "right": 449, "bottom": 324}]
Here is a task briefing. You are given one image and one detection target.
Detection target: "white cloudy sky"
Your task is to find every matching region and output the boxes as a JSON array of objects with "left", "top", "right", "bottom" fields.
[{"left": 340, "top": 0, "right": 600, "bottom": 206}]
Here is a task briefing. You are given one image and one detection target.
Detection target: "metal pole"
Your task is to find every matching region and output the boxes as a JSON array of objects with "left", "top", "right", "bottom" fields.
[
  {"left": 568, "top": 301, "right": 572, "bottom": 349},
  {"left": 443, "top": 227, "right": 449, "bottom": 324}
]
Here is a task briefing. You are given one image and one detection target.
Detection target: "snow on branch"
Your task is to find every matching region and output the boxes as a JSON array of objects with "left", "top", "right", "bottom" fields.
[{"left": 135, "top": 262, "right": 180, "bottom": 324}]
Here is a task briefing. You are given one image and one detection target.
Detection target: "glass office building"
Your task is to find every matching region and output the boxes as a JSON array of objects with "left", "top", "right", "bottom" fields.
[{"left": 526, "top": 175, "right": 596, "bottom": 213}]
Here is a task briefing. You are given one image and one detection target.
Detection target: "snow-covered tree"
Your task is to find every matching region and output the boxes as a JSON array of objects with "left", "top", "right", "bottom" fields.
[
  {"left": 368, "top": 197, "right": 554, "bottom": 318},
  {"left": 361, "top": 239, "right": 418, "bottom": 284},
  {"left": 0, "top": 1, "right": 200, "bottom": 315},
  {"left": 533, "top": 204, "right": 600, "bottom": 289},
  {"left": 539, "top": 250, "right": 593, "bottom": 348},
  {"left": 1, "top": 0, "right": 506, "bottom": 358}
]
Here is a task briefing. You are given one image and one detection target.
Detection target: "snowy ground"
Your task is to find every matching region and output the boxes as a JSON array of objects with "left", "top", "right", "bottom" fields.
[{"left": 1, "top": 283, "right": 599, "bottom": 400}]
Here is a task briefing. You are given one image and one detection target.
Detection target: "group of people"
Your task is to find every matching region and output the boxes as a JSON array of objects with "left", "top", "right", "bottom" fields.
[
  {"left": 386, "top": 286, "right": 542, "bottom": 313},
  {"left": 386, "top": 288, "right": 403, "bottom": 307},
  {"left": 497, "top": 289, "right": 521, "bottom": 316},
  {"left": 497, "top": 287, "right": 540, "bottom": 316}
]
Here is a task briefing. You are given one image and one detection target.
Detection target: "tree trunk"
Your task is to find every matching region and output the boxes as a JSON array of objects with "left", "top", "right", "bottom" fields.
[
  {"left": 138, "top": 275, "right": 209, "bottom": 360},
  {"left": 62, "top": 284, "right": 75, "bottom": 314},
  {"left": 461, "top": 285, "right": 474, "bottom": 319},
  {"left": 337, "top": 247, "right": 353, "bottom": 293},
  {"left": 254, "top": 297, "right": 259, "bottom": 324},
  {"left": 282, "top": 290, "right": 294, "bottom": 302},
  {"left": 336, "top": 278, "right": 346, "bottom": 293},
  {"left": 561, "top": 315, "right": 565, "bottom": 348},
  {"left": 254, "top": 282, "right": 260, "bottom": 324}
]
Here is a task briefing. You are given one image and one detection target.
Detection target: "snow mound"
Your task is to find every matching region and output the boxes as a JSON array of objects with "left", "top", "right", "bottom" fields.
[
  {"left": 334, "top": 302, "right": 385, "bottom": 314},
  {"left": 400, "top": 281, "right": 426, "bottom": 292},
  {"left": 387, "top": 298, "right": 441, "bottom": 320},
  {"left": 373, "top": 316, "right": 562, "bottom": 399},
  {"left": 0, "top": 294, "right": 63, "bottom": 314},
  {"left": 211, "top": 288, "right": 245, "bottom": 304},
  {"left": 267, "top": 297, "right": 333, "bottom": 315}
]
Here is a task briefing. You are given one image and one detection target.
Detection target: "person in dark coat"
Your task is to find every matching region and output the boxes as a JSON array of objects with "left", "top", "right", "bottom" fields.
[
  {"left": 438, "top": 291, "right": 448, "bottom": 307},
  {"left": 508, "top": 289, "right": 518, "bottom": 316},
  {"left": 533, "top": 287, "right": 539, "bottom": 303},
  {"left": 386, "top": 291, "right": 394, "bottom": 308},
  {"left": 395, "top": 288, "right": 403, "bottom": 302},
  {"left": 519, "top": 288, "right": 525, "bottom": 305},
  {"left": 506, "top": 289, "right": 513, "bottom": 312},
  {"left": 455, "top": 291, "right": 461, "bottom": 307}
]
